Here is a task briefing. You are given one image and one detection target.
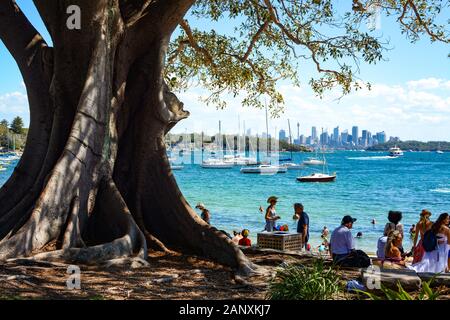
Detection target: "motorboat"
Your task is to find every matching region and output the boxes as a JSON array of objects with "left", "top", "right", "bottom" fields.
[
  {"left": 297, "top": 172, "right": 336, "bottom": 182},
  {"left": 281, "top": 162, "right": 304, "bottom": 170},
  {"left": 302, "top": 157, "right": 326, "bottom": 165},
  {"left": 170, "top": 164, "right": 184, "bottom": 170},
  {"left": 201, "top": 158, "right": 234, "bottom": 169},
  {"left": 240, "top": 164, "right": 287, "bottom": 174},
  {"left": 388, "top": 146, "right": 404, "bottom": 157}
]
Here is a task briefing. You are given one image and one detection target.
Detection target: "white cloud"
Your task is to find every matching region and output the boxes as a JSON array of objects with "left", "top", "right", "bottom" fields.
[
  {"left": 407, "top": 78, "right": 450, "bottom": 90},
  {"left": 0, "top": 91, "right": 29, "bottom": 124},
  {"left": 173, "top": 78, "right": 450, "bottom": 141}
]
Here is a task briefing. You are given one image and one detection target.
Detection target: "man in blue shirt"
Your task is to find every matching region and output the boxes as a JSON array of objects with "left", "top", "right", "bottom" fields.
[
  {"left": 293, "top": 203, "right": 309, "bottom": 250},
  {"left": 330, "top": 215, "right": 356, "bottom": 263}
]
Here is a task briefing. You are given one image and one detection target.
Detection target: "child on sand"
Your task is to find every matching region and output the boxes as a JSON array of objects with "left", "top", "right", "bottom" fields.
[{"left": 238, "top": 229, "right": 252, "bottom": 247}]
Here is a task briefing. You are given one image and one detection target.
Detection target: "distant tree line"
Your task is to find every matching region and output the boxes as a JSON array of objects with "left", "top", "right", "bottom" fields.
[
  {"left": 0, "top": 116, "right": 27, "bottom": 150},
  {"left": 367, "top": 141, "right": 450, "bottom": 152},
  {"left": 279, "top": 140, "right": 313, "bottom": 152}
]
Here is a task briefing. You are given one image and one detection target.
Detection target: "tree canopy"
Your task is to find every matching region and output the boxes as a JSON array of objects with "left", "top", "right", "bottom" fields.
[
  {"left": 166, "top": 0, "right": 449, "bottom": 116},
  {"left": 10, "top": 116, "right": 24, "bottom": 135}
]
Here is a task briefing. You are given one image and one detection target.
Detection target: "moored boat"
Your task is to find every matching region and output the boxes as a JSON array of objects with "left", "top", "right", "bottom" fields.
[
  {"left": 281, "top": 162, "right": 304, "bottom": 170},
  {"left": 297, "top": 172, "right": 336, "bottom": 182},
  {"left": 302, "top": 157, "right": 326, "bottom": 165},
  {"left": 240, "top": 164, "right": 287, "bottom": 174},
  {"left": 201, "top": 158, "right": 234, "bottom": 169}
]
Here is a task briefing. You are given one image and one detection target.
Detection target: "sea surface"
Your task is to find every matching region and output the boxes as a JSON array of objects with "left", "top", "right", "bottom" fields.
[
  {"left": 1, "top": 151, "right": 449, "bottom": 253},
  {"left": 171, "top": 151, "right": 450, "bottom": 253}
]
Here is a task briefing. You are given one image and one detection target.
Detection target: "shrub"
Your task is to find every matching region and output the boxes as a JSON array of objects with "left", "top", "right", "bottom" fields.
[{"left": 267, "top": 259, "right": 342, "bottom": 300}]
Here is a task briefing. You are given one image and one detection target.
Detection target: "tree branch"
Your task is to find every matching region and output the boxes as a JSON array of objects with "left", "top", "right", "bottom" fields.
[{"left": 0, "top": 1, "right": 51, "bottom": 86}]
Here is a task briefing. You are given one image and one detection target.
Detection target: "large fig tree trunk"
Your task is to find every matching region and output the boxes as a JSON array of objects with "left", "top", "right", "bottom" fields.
[{"left": 0, "top": 0, "right": 253, "bottom": 273}]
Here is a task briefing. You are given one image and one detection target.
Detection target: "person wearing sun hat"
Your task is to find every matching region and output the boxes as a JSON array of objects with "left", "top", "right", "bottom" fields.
[
  {"left": 330, "top": 215, "right": 357, "bottom": 263},
  {"left": 195, "top": 202, "right": 211, "bottom": 224},
  {"left": 260, "top": 196, "right": 281, "bottom": 232}
]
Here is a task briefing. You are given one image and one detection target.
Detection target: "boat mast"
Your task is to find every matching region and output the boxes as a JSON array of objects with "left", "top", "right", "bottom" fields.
[
  {"left": 288, "top": 119, "right": 293, "bottom": 160},
  {"left": 265, "top": 101, "right": 269, "bottom": 160}
]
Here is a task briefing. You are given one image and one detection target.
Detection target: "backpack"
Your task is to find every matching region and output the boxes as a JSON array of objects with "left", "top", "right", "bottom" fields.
[
  {"left": 337, "top": 250, "right": 371, "bottom": 268},
  {"left": 422, "top": 230, "right": 438, "bottom": 252}
]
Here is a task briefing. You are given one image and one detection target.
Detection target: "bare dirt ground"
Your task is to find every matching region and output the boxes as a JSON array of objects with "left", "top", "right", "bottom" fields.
[{"left": 0, "top": 250, "right": 448, "bottom": 300}]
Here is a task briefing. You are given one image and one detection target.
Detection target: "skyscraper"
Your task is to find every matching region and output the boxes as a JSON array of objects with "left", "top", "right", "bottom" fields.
[
  {"left": 312, "top": 126, "right": 317, "bottom": 143},
  {"left": 333, "top": 126, "right": 340, "bottom": 145},
  {"left": 376, "top": 131, "right": 386, "bottom": 144},
  {"left": 341, "top": 130, "right": 349, "bottom": 145},
  {"left": 352, "top": 126, "right": 359, "bottom": 145},
  {"left": 297, "top": 122, "right": 300, "bottom": 143},
  {"left": 279, "top": 129, "right": 287, "bottom": 142},
  {"left": 362, "top": 130, "right": 368, "bottom": 147},
  {"left": 320, "top": 131, "right": 329, "bottom": 145}
]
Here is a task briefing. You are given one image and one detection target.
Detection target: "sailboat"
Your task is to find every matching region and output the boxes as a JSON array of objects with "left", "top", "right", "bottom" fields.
[
  {"left": 280, "top": 119, "right": 303, "bottom": 170},
  {"left": 297, "top": 145, "right": 336, "bottom": 182},
  {"left": 302, "top": 147, "right": 325, "bottom": 165},
  {"left": 201, "top": 121, "right": 233, "bottom": 169},
  {"left": 240, "top": 103, "right": 286, "bottom": 174},
  {"left": 436, "top": 142, "right": 444, "bottom": 154}
]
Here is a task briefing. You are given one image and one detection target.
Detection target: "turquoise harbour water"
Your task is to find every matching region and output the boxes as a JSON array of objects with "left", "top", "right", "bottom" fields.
[
  {"left": 1, "top": 151, "right": 449, "bottom": 253},
  {"left": 172, "top": 151, "right": 450, "bottom": 253}
]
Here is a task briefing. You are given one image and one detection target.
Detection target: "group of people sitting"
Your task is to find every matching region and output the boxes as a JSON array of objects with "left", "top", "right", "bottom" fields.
[
  {"left": 195, "top": 198, "right": 450, "bottom": 272},
  {"left": 376, "top": 209, "right": 450, "bottom": 273}
]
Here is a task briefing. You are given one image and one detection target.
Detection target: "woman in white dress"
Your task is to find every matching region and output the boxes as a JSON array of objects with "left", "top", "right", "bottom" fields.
[{"left": 409, "top": 213, "right": 450, "bottom": 273}]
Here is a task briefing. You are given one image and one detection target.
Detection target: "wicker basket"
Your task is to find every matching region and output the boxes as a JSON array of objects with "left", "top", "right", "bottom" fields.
[{"left": 257, "top": 232, "right": 303, "bottom": 251}]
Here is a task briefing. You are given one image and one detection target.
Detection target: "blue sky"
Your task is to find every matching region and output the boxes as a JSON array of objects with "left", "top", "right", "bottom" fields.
[{"left": 0, "top": 1, "right": 449, "bottom": 141}]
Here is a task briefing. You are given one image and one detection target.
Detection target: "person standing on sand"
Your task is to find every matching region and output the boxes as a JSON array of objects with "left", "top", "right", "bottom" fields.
[
  {"left": 195, "top": 202, "right": 211, "bottom": 225},
  {"left": 292, "top": 203, "right": 309, "bottom": 250},
  {"left": 412, "top": 209, "right": 433, "bottom": 264},
  {"left": 410, "top": 213, "right": 450, "bottom": 273},
  {"left": 261, "top": 196, "right": 280, "bottom": 232}
]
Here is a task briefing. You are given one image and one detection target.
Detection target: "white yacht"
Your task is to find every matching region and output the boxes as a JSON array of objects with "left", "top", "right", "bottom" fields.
[
  {"left": 201, "top": 158, "right": 234, "bottom": 169},
  {"left": 302, "top": 157, "right": 326, "bottom": 166},
  {"left": 281, "top": 162, "right": 304, "bottom": 170},
  {"left": 240, "top": 164, "right": 287, "bottom": 174},
  {"left": 223, "top": 154, "right": 257, "bottom": 165},
  {"left": 388, "top": 146, "right": 404, "bottom": 157}
]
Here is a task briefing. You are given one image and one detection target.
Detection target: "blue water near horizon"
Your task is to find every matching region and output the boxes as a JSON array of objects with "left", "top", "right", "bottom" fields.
[
  {"left": 173, "top": 151, "right": 450, "bottom": 253},
  {"left": 1, "top": 151, "right": 449, "bottom": 253}
]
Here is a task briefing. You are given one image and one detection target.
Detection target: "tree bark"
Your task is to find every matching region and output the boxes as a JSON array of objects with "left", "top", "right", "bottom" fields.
[{"left": 0, "top": 0, "right": 254, "bottom": 273}]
